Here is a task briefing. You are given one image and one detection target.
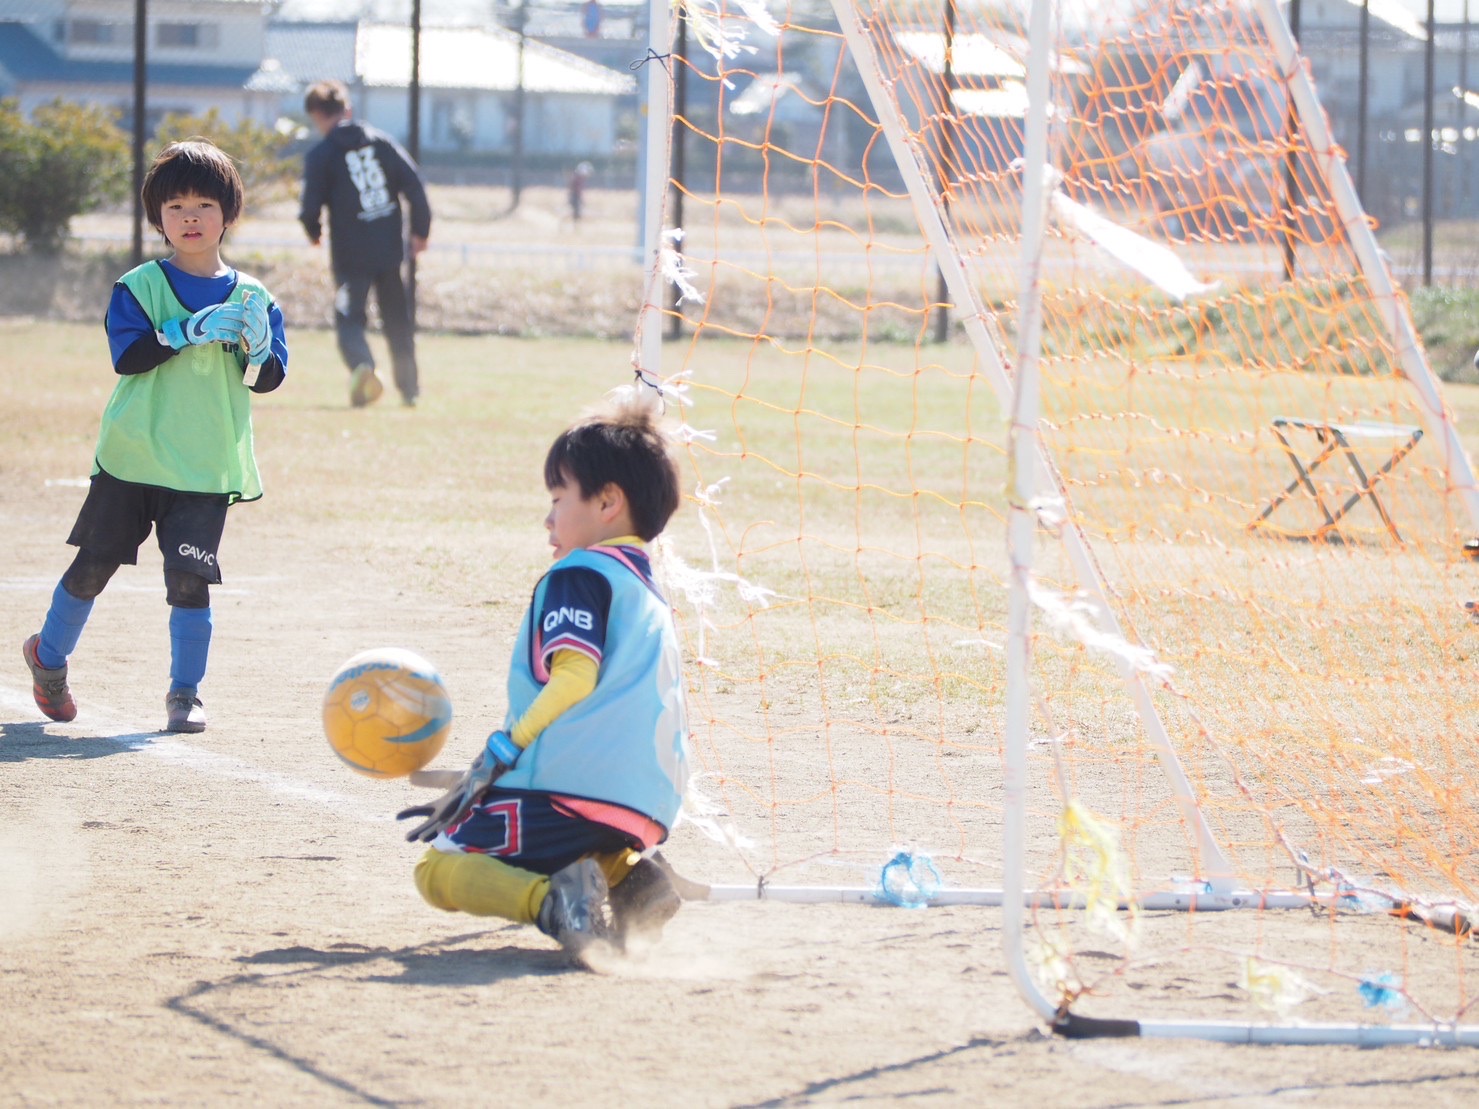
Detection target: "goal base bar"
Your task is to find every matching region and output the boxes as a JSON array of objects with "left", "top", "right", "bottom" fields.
[
  {"left": 696, "top": 883, "right": 1274, "bottom": 910},
  {"left": 685, "top": 883, "right": 1470, "bottom": 933},
  {"left": 1055, "top": 1011, "right": 1479, "bottom": 1047}
]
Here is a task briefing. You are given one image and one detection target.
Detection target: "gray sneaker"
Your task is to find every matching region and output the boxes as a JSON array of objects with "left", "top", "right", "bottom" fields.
[
  {"left": 349, "top": 363, "right": 384, "bottom": 408},
  {"left": 22, "top": 634, "right": 76, "bottom": 722},
  {"left": 165, "top": 690, "right": 206, "bottom": 733},
  {"left": 536, "top": 858, "right": 615, "bottom": 965}
]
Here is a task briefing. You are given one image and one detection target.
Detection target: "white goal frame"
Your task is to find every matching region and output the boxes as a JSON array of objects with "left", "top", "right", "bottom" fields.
[{"left": 635, "top": 0, "right": 1479, "bottom": 1046}]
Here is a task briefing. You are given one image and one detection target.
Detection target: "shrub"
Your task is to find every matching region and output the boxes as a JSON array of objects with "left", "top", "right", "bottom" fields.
[{"left": 0, "top": 98, "right": 130, "bottom": 253}]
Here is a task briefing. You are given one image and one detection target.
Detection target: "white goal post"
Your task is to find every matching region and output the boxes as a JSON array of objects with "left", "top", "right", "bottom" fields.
[{"left": 635, "top": 0, "right": 1479, "bottom": 1045}]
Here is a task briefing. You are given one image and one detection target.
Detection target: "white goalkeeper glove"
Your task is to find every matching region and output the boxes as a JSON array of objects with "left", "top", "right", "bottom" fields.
[
  {"left": 239, "top": 293, "right": 271, "bottom": 384},
  {"left": 397, "top": 730, "right": 522, "bottom": 843},
  {"left": 240, "top": 293, "right": 270, "bottom": 365},
  {"left": 160, "top": 302, "right": 245, "bottom": 351}
]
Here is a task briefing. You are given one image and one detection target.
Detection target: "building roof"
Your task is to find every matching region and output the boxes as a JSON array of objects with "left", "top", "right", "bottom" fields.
[
  {"left": 0, "top": 20, "right": 260, "bottom": 88},
  {"left": 891, "top": 29, "right": 1087, "bottom": 81},
  {"left": 353, "top": 22, "right": 635, "bottom": 94},
  {"left": 244, "top": 58, "right": 303, "bottom": 94},
  {"left": 1292, "top": 0, "right": 1429, "bottom": 41},
  {"left": 729, "top": 72, "right": 820, "bottom": 118},
  {"left": 274, "top": 0, "right": 485, "bottom": 23},
  {"left": 264, "top": 20, "right": 359, "bottom": 85},
  {"left": 274, "top": 0, "right": 646, "bottom": 29},
  {"left": 0, "top": 15, "right": 634, "bottom": 102}
]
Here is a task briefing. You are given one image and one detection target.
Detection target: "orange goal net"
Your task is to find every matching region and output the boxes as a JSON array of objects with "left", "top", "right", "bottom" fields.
[{"left": 638, "top": 0, "right": 1479, "bottom": 1038}]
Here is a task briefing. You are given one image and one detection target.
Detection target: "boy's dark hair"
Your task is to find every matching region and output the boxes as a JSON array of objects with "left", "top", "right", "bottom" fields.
[
  {"left": 141, "top": 139, "right": 244, "bottom": 231},
  {"left": 304, "top": 80, "right": 351, "bottom": 118},
  {"left": 544, "top": 404, "right": 681, "bottom": 541}
]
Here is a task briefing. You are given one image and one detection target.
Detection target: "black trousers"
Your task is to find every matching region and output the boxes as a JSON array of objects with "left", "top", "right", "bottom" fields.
[{"left": 334, "top": 265, "right": 418, "bottom": 400}]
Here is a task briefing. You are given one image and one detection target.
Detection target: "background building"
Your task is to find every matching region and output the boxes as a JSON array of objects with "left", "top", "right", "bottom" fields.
[{"left": 0, "top": 0, "right": 639, "bottom": 161}]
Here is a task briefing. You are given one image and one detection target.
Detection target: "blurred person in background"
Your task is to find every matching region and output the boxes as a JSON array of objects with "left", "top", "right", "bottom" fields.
[{"left": 299, "top": 79, "right": 431, "bottom": 408}]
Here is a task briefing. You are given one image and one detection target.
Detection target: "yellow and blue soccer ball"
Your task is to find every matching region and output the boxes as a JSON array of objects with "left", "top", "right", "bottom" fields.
[{"left": 322, "top": 647, "right": 452, "bottom": 778}]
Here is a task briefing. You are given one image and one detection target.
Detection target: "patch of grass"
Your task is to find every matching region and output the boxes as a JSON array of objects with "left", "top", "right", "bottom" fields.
[{"left": 1407, "top": 284, "right": 1479, "bottom": 384}]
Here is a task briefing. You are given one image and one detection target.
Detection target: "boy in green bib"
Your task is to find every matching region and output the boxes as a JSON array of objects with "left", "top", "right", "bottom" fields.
[{"left": 22, "top": 139, "right": 288, "bottom": 733}]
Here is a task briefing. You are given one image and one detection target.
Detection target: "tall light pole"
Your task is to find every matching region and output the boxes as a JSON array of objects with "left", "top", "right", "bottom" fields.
[
  {"left": 666, "top": 14, "right": 688, "bottom": 341},
  {"left": 1423, "top": 0, "right": 1435, "bottom": 285},
  {"left": 934, "top": 0, "right": 957, "bottom": 344},
  {"left": 1455, "top": 0, "right": 1467, "bottom": 215},
  {"left": 131, "top": 0, "right": 147, "bottom": 266},
  {"left": 409, "top": 0, "right": 422, "bottom": 327},
  {"left": 1357, "top": 0, "right": 1369, "bottom": 201},
  {"left": 511, "top": 0, "right": 528, "bottom": 209},
  {"left": 1281, "top": 0, "right": 1302, "bottom": 282}
]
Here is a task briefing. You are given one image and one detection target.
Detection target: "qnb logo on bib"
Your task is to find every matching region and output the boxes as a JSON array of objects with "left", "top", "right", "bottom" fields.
[
  {"left": 543, "top": 607, "right": 594, "bottom": 632},
  {"left": 179, "top": 543, "right": 217, "bottom": 567},
  {"left": 345, "top": 147, "right": 397, "bottom": 221}
]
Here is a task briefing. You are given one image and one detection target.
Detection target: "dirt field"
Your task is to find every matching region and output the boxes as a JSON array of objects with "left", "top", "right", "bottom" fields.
[{"left": 3, "top": 320, "right": 1479, "bottom": 1106}]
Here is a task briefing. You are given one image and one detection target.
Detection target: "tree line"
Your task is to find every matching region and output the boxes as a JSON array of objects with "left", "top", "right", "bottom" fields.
[{"left": 0, "top": 100, "right": 300, "bottom": 254}]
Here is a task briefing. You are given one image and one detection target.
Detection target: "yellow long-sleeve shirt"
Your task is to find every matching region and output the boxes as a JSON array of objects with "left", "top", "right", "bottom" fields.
[{"left": 506, "top": 534, "right": 643, "bottom": 750}]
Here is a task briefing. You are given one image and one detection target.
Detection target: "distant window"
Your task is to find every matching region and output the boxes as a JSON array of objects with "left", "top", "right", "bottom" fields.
[
  {"left": 156, "top": 23, "right": 218, "bottom": 49},
  {"left": 68, "top": 19, "right": 122, "bottom": 45}
]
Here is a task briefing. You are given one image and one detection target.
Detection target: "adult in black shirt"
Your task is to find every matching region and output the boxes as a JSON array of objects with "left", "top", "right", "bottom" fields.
[{"left": 299, "top": 80, "right": 432, "bottom": 408}]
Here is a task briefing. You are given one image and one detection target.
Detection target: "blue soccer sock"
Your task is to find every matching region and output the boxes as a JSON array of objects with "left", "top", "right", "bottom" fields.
[
  {"left": 168, "top": 605, "right": 213, "bottom": 695},
  {"left": 36, "top": 582, "right": 94, "bottom": 669}
]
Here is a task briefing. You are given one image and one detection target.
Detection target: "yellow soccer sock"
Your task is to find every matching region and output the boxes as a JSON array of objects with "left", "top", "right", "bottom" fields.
[
  {"left": 414, "top": 848, "right": 549, "bottom": 923},
  {"left": 594, "top": 849, "right": 642, "bottom": 890}
]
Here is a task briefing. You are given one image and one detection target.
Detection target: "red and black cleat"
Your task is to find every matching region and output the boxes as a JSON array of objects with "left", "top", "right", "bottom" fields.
[{"left": 22, "top": 634, "right": 77, "bottom": 723}]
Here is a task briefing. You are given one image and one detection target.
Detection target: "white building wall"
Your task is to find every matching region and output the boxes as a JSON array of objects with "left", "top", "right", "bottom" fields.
[
  {"left": 15, "top": 79, "right": 273, "bottom": 127},
  {"left": 51, "top": 0, "right": 269, "bottom": 66},
  {"left": 360, "top": 86, "right": 410, "bottom": 143},
  {"left": 355, "top": 86, "right": 616, "bottom": 156},
  {"left": 524, "top": 93, "right": 615, "bottom": 155}
]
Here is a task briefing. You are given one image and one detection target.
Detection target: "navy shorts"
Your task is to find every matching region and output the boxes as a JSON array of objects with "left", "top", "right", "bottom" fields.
[
  {"left": 67, "top": 469, "right": 229, "bottom": 584},
  {"left": 439, "top": 789, "right": 636, "bottom": 876}
]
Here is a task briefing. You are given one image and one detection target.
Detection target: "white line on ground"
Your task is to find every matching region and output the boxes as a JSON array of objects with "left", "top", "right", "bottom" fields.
[{"left": 0, "top": 683, "right": 387, "bottom": 822}]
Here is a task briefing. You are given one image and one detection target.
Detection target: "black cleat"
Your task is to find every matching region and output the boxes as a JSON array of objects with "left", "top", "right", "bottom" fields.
[
  {"left": 536, "top": 858, "right": 616, "bottom": 966},
  {"left": 609, "top": 856, "right": 683, "bottom": 951}
]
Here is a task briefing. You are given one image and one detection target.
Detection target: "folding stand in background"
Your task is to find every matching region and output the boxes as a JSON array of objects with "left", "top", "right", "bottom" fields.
[{"left": 1249, "top": 417, "right": 1424, "bottom": 542}]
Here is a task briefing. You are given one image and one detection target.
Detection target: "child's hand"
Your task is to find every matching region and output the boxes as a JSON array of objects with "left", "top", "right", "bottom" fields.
[
  {"left": 240, "top": 292, "right": 271, "bottom": 369},
  {"left": 161, "top": 302, "right": 245, "bottom": 350},
  {"left": 396, "top": 731, "right": 520, "bottom": 843}
]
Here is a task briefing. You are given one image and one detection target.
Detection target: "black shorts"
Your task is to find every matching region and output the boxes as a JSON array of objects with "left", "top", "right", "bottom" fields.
[
  {"left": 66, "top": 469, "right": 230, "bottom": 583},
  {"left": 439, "top": 789, "right": 637, "bottom": 876}
]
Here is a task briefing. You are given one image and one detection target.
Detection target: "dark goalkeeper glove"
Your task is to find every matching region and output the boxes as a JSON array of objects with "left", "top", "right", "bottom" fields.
[
  {"left": 160, "top": 302, "right": 246, "bottom": 350},
  {"left": 396, "top": 730, "right": 522, "bottom": 843}
]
